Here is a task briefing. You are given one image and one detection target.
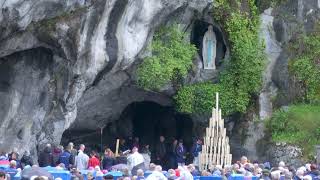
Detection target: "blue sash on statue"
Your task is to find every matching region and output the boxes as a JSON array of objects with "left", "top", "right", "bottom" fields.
[{"left": 207, "top": 40, "right": 213, "bottom": 67}]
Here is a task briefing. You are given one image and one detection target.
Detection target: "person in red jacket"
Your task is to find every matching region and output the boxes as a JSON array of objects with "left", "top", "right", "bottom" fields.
[{"left": 88, "top": 151, "right": 100, "bottom": 169}]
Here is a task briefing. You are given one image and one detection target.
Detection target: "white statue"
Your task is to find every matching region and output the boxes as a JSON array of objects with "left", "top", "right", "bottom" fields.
[{"left": 202, "top": 25, "right": 217, "bottom": 70}]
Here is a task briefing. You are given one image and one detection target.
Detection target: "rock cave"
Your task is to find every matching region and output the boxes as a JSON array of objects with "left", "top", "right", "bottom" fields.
[{"left": 61, "top": 101, "right": 195, "bottom": 152}]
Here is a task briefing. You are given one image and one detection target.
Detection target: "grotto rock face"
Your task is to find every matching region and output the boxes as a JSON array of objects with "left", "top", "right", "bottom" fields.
[
  {"left": 0, "top": 0, "right": 319, "bottom": 164},
  {"left": 236, "top": 0, "right": 320, "bottom": 164},
  {"left": 0, "top": 0, "right": 212, "bottom": 155}
]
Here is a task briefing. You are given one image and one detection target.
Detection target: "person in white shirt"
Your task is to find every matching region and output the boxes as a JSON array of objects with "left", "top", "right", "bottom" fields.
[
  {"left": 145, "top": 165, "right": 167, "bottom": 180},
  {"left": 127, "top": 147, "right": 145, "bottom": 175},
  {"left": 74, "top": 144, "right": 89, "bottom": 170}
]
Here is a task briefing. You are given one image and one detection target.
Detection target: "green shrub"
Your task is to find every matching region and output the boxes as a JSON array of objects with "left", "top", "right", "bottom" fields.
[
  {"left": 266, "top": 104, "right": 320, "bottom": 157},
  {"left": 137, "top": 25, "right": 197, "bottom": 90},
  {"left": 175, "top": 0, "right": 265, "bottom": 115},
  {"left": 288, "top": 29, "right": 320, "bottom": 103}
]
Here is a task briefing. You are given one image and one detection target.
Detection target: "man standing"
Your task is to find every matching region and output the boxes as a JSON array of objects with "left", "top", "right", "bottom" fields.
[
  {"left": 59, "top": 146, "right": 74, "bottom": 169},
  {"left": 175, "top": 140, "right": 186, "bottom": 167},
  {"left": 75, "top": 144, "right": 89, "bottom": 170},
  {"left": 191, "top": 139, "right": 202, "bottom": 168},
  {"left": 127, "top": 147, "right": 145, "bottom": 176},
  {"left": 38, "top": 144, "right": 54, "bottom": 167},
  {"left": 67, "top": 142, "right": 77, "bottom": 163},
  {"left": 155, "top": 136, "right": 166, "bottom": 166}
]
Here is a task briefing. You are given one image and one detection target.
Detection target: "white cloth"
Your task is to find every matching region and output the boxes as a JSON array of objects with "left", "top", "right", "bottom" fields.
[
  {"left": 127, "top": 152, "right": 144, "bottom": 170},
  {"left": 193, "top": 156, "right": 199, "bottom": 167},
  {"left": 145, "top": 171, "right": 167, "bottom": 180},
  {"left": 75, "top": 150, "right": 89, "bottom": 170},
  {"left": 142, "top": 153, "right": 151, "bottom": 169},
  {"left": 180, "top": 169, "right": 193, "bottom": 180}
]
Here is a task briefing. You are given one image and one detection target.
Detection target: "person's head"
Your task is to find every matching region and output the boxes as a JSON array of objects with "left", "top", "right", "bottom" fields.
[
  {"left": 168, "top": 169, "right": 176, "bottom": 176},
  {"left": 160, "top": 136, "right": 165, "bottom": 142},
  {"left": 197, "top": 139, "right": 202, "bottom": 144},
  {"left": 11, "top": 152, "right": 17, "bottom": 160},
  {"left": 303, "top": 175, "right": 312, "bottom": 180},
  {"left": 270, "top": 170, "right": 281, "bottom": 180},
  {"left": 58, "top": 163, "right": 66, "bottom": 169},
  {"left": 79, "top": 144, "right": 85, "bottom": 151},
  {"left": 0, "top": 171, "right": 6, "bottom": 180},
  {"left": 145, "top": 144, "right": 149, "bottom": 149},
  {"left": 103, "top": 175, "right": 114, "bottom": 180},
  {"left": 132, "top": 147, "right": 138, "bottom": 153},
  {"left": 178, "top": 140, "right": 183, "bottom": 146},
  {"left": 90, "top": 151, "right": 96, "bottom": 157},
  {"left": 105, "top": 148, "right": 114, "bottom": 157},
  {"left": 9, "top": 160, "right": 17, "bottom": 168},
  {"left": 240, "top": 156, "right": 248, "bottom": 164},
  {"left": 67, "top": 142, "right": 74, "bottom": 151},
  {"left": 120, "top": 139, "right": 126, "bottom": 145},
  {"left": 134, "top": 137, "right": 139, "bottom": 142},
  {"left": 310, "top": 164, "right": 317, "bottom": 171},
  {"left": 137, "top": 169, "right": 144, "bottom": 177},
  {"left": 278, "top": 161, "right": 285, "bottom": 168},
  {"left": 87, "top": 172, "right": 94, "bottom": 180},
  {"left": 233, "top": 163, "right": 240, "bottom": 171},
  {"left": 155, "top": 165, "right": 162, "bottom": 172},
  {"left": 173, "top": 139, "right": 178, "bottom": 145},
  {"left": 149, "top": 163, "right": 156, "bottom": 171},
  {"left": 95, "top": 166, "right": 101, "bottom": 172},
  {"left": 32, "top": 176, "right": 49, "bottom": 180},
  {"left": 46, "top": 144, "right": 51, "bottom": 148}
]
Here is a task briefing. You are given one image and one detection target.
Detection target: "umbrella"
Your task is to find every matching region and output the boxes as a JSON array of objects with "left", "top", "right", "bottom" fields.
[{"left": 21, "top": 167, "right": 53, "bottom": 180}]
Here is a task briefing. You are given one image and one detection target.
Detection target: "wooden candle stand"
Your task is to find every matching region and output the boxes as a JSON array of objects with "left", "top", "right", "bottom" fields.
[{"left": 198, "top": 92, "right": 232, "bottom": 170}]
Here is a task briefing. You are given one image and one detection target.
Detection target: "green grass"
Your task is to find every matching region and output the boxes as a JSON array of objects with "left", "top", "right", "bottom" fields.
[{"left": 266, "top": 104, "right": 320, "bottom": 159}]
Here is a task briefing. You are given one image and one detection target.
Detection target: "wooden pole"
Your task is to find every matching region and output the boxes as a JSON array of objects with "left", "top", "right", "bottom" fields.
[{"left": 115, "top": 139, "right": 120, "bottom": 157}]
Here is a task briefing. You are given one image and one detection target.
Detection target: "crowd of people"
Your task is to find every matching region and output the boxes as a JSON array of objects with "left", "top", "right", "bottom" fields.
[{"left": 0, "top": 136, "right": 319, "bottom": 180}]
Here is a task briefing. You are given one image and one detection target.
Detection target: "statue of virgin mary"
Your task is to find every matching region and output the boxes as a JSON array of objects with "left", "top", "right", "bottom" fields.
[{"left": 202, "top": 25, "right": 217, "bottom": 70}]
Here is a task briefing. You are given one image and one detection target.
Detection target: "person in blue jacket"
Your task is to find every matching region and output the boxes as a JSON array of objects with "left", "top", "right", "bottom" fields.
[
  {"left": 191, "top": 138, "right": 202, "bottom": 168},
  {"left": 5, "top": 160, "right": 18, "bottom": 180},
  {"left": 58, "top": 147, "right": 74, "bottom": 169},
  {"left": 175, "top": 140, "right": 186, "bottom": 167}
]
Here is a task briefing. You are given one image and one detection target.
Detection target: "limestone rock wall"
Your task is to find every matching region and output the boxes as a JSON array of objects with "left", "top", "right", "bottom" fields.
[{"left": 0, "top": 0, "right": 211, "bottom": 156}]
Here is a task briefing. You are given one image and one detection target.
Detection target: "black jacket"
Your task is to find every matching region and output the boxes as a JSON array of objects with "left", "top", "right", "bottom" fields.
[
  {"left": 38, "top": 147, "right": 54, "bottom": 167},
  {"left": 21, "top": 155, "right": 33, "bottom": 167},
  {"left": 102, "top": 156, "right": 115, "bottom": 170}
]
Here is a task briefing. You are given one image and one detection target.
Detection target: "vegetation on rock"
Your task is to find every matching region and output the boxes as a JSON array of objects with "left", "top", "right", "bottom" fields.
[
  {"left": 267, "top": 23, "right": 320, "bottom": 159},
  {"left": 266, "top": 104, "right": 320, "bottom": 158},
  {"left": 137, "top": 25, "right": 197, "bottom": 90},
  {"left": 175, "top": 0, "right": 265, "bottom": 116},
  {"left": 288, "top": 27, "right": 320, "bottom": 103},
  {"left": 255, "top": 0, "right": 288, "bottom": 12}
]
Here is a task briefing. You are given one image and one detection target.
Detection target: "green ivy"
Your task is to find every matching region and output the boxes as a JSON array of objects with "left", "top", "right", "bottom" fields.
[
  {"left": 255, "top": 0, "right": 288, "bottom": 12},
  {"left": 175, "top": 0, "right": 265, "bottom": 115},
  {"left": 266, "top": 104, "right": 320, "bottom": 158},
  {"left": 288, "top": 29, "right": 320, "bottom": 103},
  {"left": 137, "top": 25, "right": 197, "bottom": 90}
]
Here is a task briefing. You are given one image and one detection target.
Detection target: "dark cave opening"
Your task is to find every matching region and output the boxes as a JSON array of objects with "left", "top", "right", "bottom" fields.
[
  {"left": 191, "top": 20, "right": 227, "bottom": 67},
  {"left": 61, "top": 101, "right": 195, "bottom": 153}
]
